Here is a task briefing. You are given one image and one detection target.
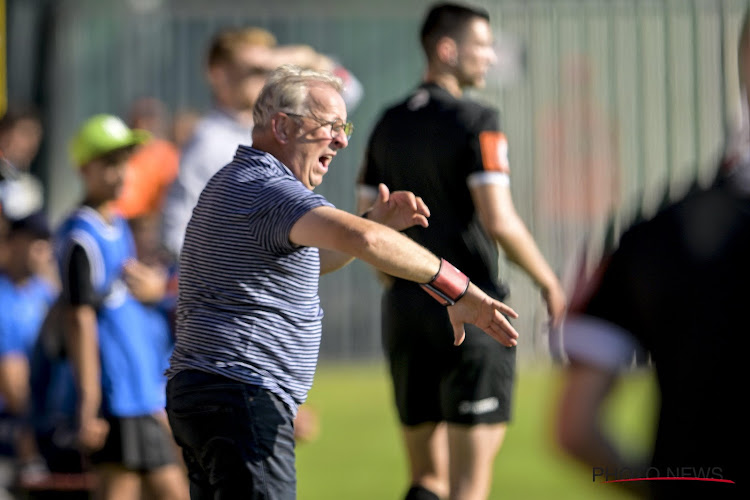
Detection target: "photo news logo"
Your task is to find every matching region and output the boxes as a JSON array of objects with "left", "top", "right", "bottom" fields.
[{"left": 592, "top": 466, "right": 735, "bottom": 485}]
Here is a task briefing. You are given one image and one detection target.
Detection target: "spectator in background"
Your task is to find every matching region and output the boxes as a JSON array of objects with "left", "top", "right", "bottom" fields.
[
  {"left": 161, "top": 26, "right": 363, "bottom": 257},
  {"left": 56, "top": 114, "right": 188, "bottom": 500},
  {"left": 0, "top": 212, "right": 57, "bottom": 497},
  {"left": 115, "top": 96, "right": 181, "bottom": 276},
  {"left": 357, "top": 4, "right": 566, "bottom": 499},
  {"left": 171, "top": 108, "right": 201, "bottom": 151},
  {"left": 0, "top": 105, "right": 45, "bottom": 233},
  {"left": 113, "top": 97, "right": 180, "bottom": 224},
  {"left": 554, "top": 10, "right": 749, "bottom": 500},
  {"left": 0, "top": 105, "right": 43, "bottom": 176}
]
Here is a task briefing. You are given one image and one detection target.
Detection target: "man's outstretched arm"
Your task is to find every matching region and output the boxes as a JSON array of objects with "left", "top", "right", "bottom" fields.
[
  {"left": 319, "top": 183, "right": 429, "bottom": 275},
  {"left": 291, "top": 205, "right": 518, "bottom": 347}
]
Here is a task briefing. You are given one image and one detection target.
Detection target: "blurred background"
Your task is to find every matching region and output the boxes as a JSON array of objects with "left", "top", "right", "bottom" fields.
[
  {"left": 3, "top": 1, "right": 747, "bottom": 498},
  {"left": 3, "top": 0, "right": 748, "bottom": 362}
]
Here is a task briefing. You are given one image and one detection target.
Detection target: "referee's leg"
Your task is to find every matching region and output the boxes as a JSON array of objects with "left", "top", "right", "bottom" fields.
[
  {"left": 401, "top": 422, "right": 450, "bottom": 499},
  {"left": 447, "top": 423, "right": 507, "bottom": 500}
]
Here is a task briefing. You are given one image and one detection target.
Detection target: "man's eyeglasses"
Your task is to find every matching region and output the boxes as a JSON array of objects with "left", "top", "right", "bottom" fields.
[{"left": 285, "top": 113, "right": 354, "bottom": 140}]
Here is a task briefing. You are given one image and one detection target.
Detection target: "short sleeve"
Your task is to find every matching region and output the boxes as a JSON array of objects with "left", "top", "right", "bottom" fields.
[
  {"left": 61, "top": 243, "right": 98, "bottom": 307},
  {"left": 247, "top": 176, "right": 333, "bottom": 254},
  {"left": 467, "top": 107, "right": 511, "bottom": 177},
  {"left": 0, "top": 312, "right": 24, "bottom": 356}
]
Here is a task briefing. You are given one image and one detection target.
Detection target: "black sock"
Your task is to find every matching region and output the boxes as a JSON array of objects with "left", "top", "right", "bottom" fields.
[{"left": 404, "top": 485, "right": 440, "bottom": 500}]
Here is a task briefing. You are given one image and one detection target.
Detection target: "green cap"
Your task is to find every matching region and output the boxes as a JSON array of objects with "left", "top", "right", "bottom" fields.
[{"left": 70, "top": 114, "right": 150, "bottom": 168}]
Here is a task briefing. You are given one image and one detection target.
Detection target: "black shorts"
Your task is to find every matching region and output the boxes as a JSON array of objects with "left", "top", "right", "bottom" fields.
[
  {"left": 90, "top": 414, "right": 178, "bottom": 472},
  {"left": 35, "top": 420, "right": 90, "bottom": 474},
  {"left": 383, "top": 282, "right": 516, "bottom": 426}
]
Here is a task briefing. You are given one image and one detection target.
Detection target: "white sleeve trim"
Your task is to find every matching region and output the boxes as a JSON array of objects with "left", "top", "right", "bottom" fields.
[
  {"left": 560, "top": 315, "right": 641, "bottom": 371},
  {"left": 466, "top": 171, "right": 510, "bottom": 189}
]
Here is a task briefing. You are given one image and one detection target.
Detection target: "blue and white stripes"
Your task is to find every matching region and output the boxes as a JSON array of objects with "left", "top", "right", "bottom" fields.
[{"left": 166, "top": 146, "right": 333, "bottom": 413}]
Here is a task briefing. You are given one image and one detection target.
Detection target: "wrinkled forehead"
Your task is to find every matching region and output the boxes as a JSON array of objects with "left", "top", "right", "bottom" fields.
[{"left": 305, "top": 83, "right": 347, "bottom": 121}]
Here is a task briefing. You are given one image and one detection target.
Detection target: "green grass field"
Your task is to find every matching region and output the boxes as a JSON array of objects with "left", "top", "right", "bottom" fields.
[{"left": 297, "top": 361, "right": 658, "bottom": 500}]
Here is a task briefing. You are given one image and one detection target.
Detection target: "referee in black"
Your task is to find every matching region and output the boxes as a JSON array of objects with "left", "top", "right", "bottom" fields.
[{"left": 357, "top": 3, "right": 566, "bottom": 500}]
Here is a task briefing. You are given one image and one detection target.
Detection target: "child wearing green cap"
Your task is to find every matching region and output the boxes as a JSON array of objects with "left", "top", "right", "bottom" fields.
[{"left": 52, "top": 115, "right": 188, "bottom": 499}]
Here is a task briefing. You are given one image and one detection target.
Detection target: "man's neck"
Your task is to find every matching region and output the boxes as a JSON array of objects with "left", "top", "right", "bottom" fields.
[
  {"left": 215, "top": 104, "right": 254, "bottom": 128},
  {"left": 424, "top": 70, "right": 463, "bottom": 98}
]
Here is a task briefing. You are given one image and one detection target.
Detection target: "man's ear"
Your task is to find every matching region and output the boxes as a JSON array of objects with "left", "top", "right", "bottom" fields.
[
  {"left": 271, "top": 113, "right": 293, "bottom": 144},
  {"left": 436, "top": 36, "right": 458, "bottom": 67}
]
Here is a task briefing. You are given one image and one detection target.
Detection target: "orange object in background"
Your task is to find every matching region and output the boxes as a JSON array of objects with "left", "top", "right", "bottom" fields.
[{"left": 113, "top": 138, "right": 179, "bottom": 219}]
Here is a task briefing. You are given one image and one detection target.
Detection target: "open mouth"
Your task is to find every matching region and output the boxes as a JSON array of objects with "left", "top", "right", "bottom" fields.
[{"left": 319, "top": 155, "right": 334, "bottom": 168}]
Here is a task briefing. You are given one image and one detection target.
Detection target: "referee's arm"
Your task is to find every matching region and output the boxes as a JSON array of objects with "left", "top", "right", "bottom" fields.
[{"left": 470, "top": 179, "right": 567, "bottom": 326}]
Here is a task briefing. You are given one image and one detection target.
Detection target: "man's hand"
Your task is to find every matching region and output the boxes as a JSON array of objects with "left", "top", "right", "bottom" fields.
[
  {"left": 365, "top": 183, "right": 430, "bottom": 231},
  {"left": 448, "top": 283, "right": 519, "bottom": 347},
  {"left": 123, "top": 259, "right": 167, "bottom": 304}
]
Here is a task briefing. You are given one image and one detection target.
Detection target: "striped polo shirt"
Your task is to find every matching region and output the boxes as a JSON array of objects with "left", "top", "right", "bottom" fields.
[{"left": 166, "top": 146, "right": 333, "bottom": 413}]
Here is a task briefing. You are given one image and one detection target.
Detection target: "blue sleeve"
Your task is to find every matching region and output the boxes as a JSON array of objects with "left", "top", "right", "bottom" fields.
[{"left": 0, "top": 314, "right": 25, "bottom": 356}]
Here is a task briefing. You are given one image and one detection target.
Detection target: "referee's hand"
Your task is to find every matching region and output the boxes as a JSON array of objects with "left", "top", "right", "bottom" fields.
[{"left": 448, "top": 282, "right": 519, "bottom": 347}]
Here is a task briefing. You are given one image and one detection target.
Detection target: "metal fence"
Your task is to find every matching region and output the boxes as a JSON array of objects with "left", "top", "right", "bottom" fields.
[{"left": 6, "top": 0, "right": 749, "bottom": 360}]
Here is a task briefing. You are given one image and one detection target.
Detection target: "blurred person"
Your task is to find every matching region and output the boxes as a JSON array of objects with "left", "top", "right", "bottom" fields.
[
  {"left": 0, "top": 106, "right": 58, "bottom": 290},
  {"left": 0, "top": 105, "right": 43, "bottom": 174},
  {"left": 116, "top": 96, "right": 181, "bottom": 318},
  {"left": 0, "top": 212, "right": 57, "bottom": 497},
  {"left": 554, "top": 11, "right": 749, "bottom": 500},
  {"left": 165, "top": 64, "right": 520, "bottom": 499},
  {"left": 161, "top": 26, "right": 363, "bottom": 257},
  {"left": 171, "top": 109, "right": 200, "bottom": 151},
  {"left": 0, "top": 105, "right": 45, "bottom": 227},
  {"left": 537, "top": 55, "right": 620, "bottom": 223},
  {"left": 356, "top": 4, "right": 566, "bottom": 499},
  {"left": 113, "top": 97, "right": 180, "bottom": 223},
  {"left": 56, "top": 114, "right": 189, "bottom": 500},
  {"left": 28, "top": 302, "right": 94, "bottom": 498}
]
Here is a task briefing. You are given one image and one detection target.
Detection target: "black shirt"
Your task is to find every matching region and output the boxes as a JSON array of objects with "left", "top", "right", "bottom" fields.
[
  {"left": 360, "top": 83, "right": 510, "bottom": 291},
  {"left": 566, "top": 158, "right": 748, "bottom": 496}
]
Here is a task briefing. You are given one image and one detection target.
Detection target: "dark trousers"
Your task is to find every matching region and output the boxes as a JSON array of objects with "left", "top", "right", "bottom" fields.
[{"left": 166, "top": 370, "right": 296, "bottom": 499}]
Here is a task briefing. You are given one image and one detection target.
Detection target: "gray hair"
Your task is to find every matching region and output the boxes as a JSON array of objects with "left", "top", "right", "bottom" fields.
[{"left": 252, "top": 64, "right": 344, "bottom": 129}]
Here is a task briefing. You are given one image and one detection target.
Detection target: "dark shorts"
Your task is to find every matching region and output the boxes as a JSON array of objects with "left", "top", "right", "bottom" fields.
[
  {"left": 90, "top": 414, "right": 178, "bottom": 472},
  {"left": 383, "top": 282, "right": 516, "bottom": 426},
  {"left": 35, "top": 420, "right": 89, "bottom": 474},
  {"left": 166, "top": 370, "right": 297, "bottom": 500}
]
